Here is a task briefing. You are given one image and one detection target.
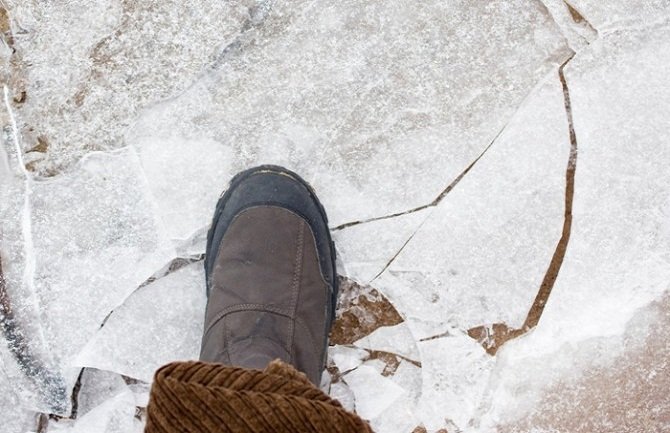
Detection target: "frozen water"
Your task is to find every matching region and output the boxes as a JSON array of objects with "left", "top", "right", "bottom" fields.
[
  {"left": 353, "top": 323, "right": 419, "bottom": 362},
  {"left": 0, "top": 358, "right": 37, "bottom": 433},
  {"left": 6, "top": 0, "right": 248, "bottom": 176},
  {"left": 342, "top": 365, "right": 406, "bottom": 420},
  {"left": 567, "top": 0, "right": 670, "bottom": 31},
  {"left": 328, "top": 345, "right": 369, "bottom": 374},
  {"left": 1, "top": 0, "right": 669, "bottom": 431},
  {"left": 125, "top": 0, "right": 570, "bottom": 226},
  {"left": 473, "top": 21, "right": 670, "bottom": 432},
  {"left": 375, "top": 72, "right": 571, "bottom": 340},
  {"left": 1, "top": 142, "right": 173, "bottom": 412},
  {"left": 50, "top": 388, "right": 141, "bottom": 433},
  {"left": 416, "top": 335, "right": 493, "bottom": 431},
  {"left": 76, "top": 369, "right": 129, "bottom": 419},
  {"left": 333, "top": 209, "right": 431, "bottom": 284},
  {"left": 135, "top": 135, "right": 231, "bottom": 241},
  {"left": 73, "top": 263, "right": 206, "bottom": 383}
]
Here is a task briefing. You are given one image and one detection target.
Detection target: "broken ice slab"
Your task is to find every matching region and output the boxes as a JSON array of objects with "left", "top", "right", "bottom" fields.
[
  {"left": 475, "top": 26, "right": 670, "bottom": 432},
  {"left": 126, "top": 0, "right": 571, "bottom": 228},
  {"left": 526, "top": 24, "right": 670, "bottom": 353},
  {"left": 375, "top": 72, "right": 571, "bottom": 340},
  {"left": 6, "top": 0, "right": 250, "bottom": 176},
  {"left": 328, "top": 381, "right": 355, "bottom": 413},
  {"left": 352, "top": 323, "right": 419, "bottom": 362},
  {"left": 566, "top": 0, "right": 670, "bottom": 31},
  {"left": 342, "top": 365, "right": 406, "bottom": 421},
  {"left": 135, "top": 135, "right": 231, "bottom": 242},
  {"left": 74, "top": 263, "right": 206, "bottom": 383},
  {"left": 75, "top": 368, "right": 129, "bottom": 420},
  {"left": 328, "top": 345, "right": 369, "bottom": 374},
  {"left": 479, "top": 294, "right": 670, "bottom": 433},
  {"left": 415, "top": 335, "right": 493, "bottom": 432},
  {"left": 0, "top": 147, "right": 174, "bottom": 413},
  {"left": 538, "top": 0, "right": 597, "bottom": 51},
  {"left": 333, "top": 209, "right": 431, "bottom": 284},
  {"left": 51, "top": 388, "right": 141, "bottom": 433},
  {"left": 0, "top": 358, "right": 39, "bottom": 433},
  {"left": 369, "top": 361, "right": 422, "bottom": 433}
]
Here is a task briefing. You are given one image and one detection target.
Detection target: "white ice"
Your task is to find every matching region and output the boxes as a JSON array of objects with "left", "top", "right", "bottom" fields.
[
  {"left": 375, "top": 72, "right": 571, "bottom": 340},
  {"left": 1, "top": 0, "right": 669, "bottom": 431},
  {"left": 73, "top": 263, "right": 206, "bottom": 383}
]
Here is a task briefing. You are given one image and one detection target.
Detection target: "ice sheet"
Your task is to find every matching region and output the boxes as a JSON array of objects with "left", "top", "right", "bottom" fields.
[
  {"left": 6, "top": 0, "right": 248, "bottom": 176},
  {"left": 50, "top": 388, "right": 140, "bottom": 433},
  {"left": 76, "top": 369, "right": 129, "bottom": 419},
  {"left": 0, "top": 359, "right": 37, "bottom": 433},
  {"left": 125, "top": 0, "right": 570, "bottom": 227},
  {"left": 343, "top": 365, "right": 406, "bottom": 421},
  {"left": 473, "top": 23, "right": 670, "bottom": 432},
  {"left": 73, "top": 263, "right": 206, "bottom": 383},
  {"left": 353, "top": 323, "right": 419, "bottom": 362},
  {"left": 333, "top": 209, "right": 431, "bottom": 284},
  {"left": 375, "top": 73, "right": 571, "bottom": 340},
  {"left": 521, "top": 24, "right": 670, "bottom": 354},
  {"left": 567, "top": 0, "right": 670, "bottom": 31}
]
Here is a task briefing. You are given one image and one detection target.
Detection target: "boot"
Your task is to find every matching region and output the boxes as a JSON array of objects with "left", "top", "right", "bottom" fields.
[{"left": 199, "top": 165, "right": 337, "bottom": 385}]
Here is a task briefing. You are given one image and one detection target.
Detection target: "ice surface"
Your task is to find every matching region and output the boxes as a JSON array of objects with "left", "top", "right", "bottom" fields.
[
  {"left": 76, "top": 369, "right": 129, "bottom": 419},
  {"left": 353, "top": 323, "right": 419, "bottom": 362},
  {"left": 472, "top": 22, "right": 670, "bottom": 432},
  {"left": 343, "top": 365, "right": 406, "bottom": 420},
  {"left": 50, "top": 388, "right": 141, "bottom": 433},
  {"left": 523, "top": 24, "right": 670, "bottom": 353},
  {"left": 333, "top": 209, "right": 431, "bottom": 284},
  {"left": 0, "top": 147, "right": 175, "bottom": 413},
  {"left": 415, "top": 335, "right": 493, "bottom": 431},
  {"left": 375, "top": 73, "right": 571, "bottom": 340},
  {"left": 328, "top": 345, "right": 368, "bottom": 374},
  {"left": 73, "top": 263, "right": 206, "bottom": 383},
  {"left": 135, "top": 135, "right": 231, "bottom": 241},
  {"left": 567, "top": 0, "right": 670, "bottom": 31},
  {"left": 6, "top": 0, "right": 248, "bottom": 176},
  {"left": 368, "top": 360, "right": 423, "bottom": 433},
  {"left": 125, "top": 0, "right": 570, "bottom": 226},
  {"left": 327, "top": 381, "right": 355, "bottom": 413},
  {"left": 2, "top": 0, "right": 668, "bottom": 431},
  {"left": 0, "top": 359, "right": 37, "bottom": 433}
]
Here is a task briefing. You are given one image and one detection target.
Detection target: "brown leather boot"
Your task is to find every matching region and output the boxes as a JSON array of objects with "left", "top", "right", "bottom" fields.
[{"left": 200, "top": 165, "right": 337, "bottom": 385}]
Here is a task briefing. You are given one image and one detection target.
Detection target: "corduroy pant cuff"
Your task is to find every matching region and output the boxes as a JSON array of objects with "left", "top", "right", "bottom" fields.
[{"left": 145, "top": 359, "right": 373, "bottom": 433}]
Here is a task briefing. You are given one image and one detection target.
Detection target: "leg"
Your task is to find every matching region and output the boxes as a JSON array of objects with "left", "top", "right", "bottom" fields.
[{"left": 145, "top": 166, "right": 372, "bottom": 433}]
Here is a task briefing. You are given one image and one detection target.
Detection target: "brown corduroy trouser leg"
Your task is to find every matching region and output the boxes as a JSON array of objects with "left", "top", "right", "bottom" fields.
[{"left": 145, "top": 359, "right": 373, "bottom": 433}]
